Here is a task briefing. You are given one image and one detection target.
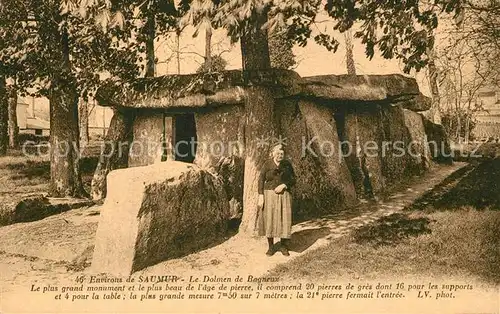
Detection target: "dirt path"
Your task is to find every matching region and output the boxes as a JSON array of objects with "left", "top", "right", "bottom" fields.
[{"left": 0, "top": 162, "right": 467, "bottom": 300}]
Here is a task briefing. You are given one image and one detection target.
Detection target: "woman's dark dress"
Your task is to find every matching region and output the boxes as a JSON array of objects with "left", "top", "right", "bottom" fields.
[{"left": 257, "top": 158, "right": 296, "bottom": 238}]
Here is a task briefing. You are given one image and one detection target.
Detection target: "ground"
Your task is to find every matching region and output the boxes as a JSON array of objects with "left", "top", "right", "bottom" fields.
[
  {"left": 269, "top": 157, "right": 500, "bottom": 284},
  {"left": 0, "top": 147, "right": 499, "bottom": 312}
]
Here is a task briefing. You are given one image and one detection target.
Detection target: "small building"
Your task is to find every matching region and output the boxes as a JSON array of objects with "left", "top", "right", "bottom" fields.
[
  {"left": 87, "top": 100, "right": 113, "bottom": 140},
  {"left": 16, "top": 102, "right": 29, "bottom": 130},
  {"left": 24, "top": 117, "right": 50, "bottom": 137},
  {"left": 16, "top": 96, "right": 113, "bottom": 139},
  {"left": 16, "top": 101, "right": 50, "bottom": 137},
  {"left": 475, "top": 87, "right": 500, "bottom": 140}
]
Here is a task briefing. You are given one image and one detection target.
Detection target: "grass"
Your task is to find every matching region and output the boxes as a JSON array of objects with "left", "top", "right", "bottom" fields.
[
  {"left": 6, "top": 159, "right": 51, "bottom": 183},
  {"left": 0, "top": 150, "right": 99, "bottom": 220},
  {"left": 269, "top": 158, "right": 500, "bottom": 285},
  {"left": 0, "top": 153, "right": 49, "bottom": 203},
  {"left": 270, "top": 209, "right": 500, "bottom": 284},
  {"left": 432, "top": 158, "right": 500, "bottom": 210},
  {"left": 0, "top": 149, "right": 98, "bottom": 189},
  {"left": 407, "top": 159, "right": 500, "bottom": 211},
  {"left": 353, "top": 213, "right": 432, "bottom": 247}
]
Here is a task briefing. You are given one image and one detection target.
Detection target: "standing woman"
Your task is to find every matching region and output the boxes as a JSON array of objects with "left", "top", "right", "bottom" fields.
[{"left": 257, "top": 144, "right": 296, "bottom": 256}]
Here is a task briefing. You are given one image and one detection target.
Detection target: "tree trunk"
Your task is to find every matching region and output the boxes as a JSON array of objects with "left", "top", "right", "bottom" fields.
[
  {"left": 79, "top": 98, "right": 89, "bottom": 146},
  {"left": 456, "top": 114, "right": 461, "bottom": 143},
  {"left": 8, "top": 86, "right": 18, "bottom": 149},
  {"left": 0, "top": 76, "right": 8, "bottom": 156},
  {"left": 205, "top": 25, "right": 212, "bottom": 72},
  {"left": 464, "top": 115, "right": 470, "bottom": 144},
  {"left": 48, "top": 29, "right": 86, "bottom": 198},
  {"left": 239, "top": 13, "right": 277, "bottom": 235},
  {"left": 344, "top": 29, "right": 356, "bottom": 75},
  {"left": 49, "top": 82, "right": 85, "bottom": 197},
  {"left": 176, "top": 30, "right": 181, "bottom": 74},
  {"left": 240, "top": 18, "right": 271, "bottom": 71},
  {"left": 448, "top": 114, "right": 453, "bottom": 138},
  {"left": 145, "top": 14, "right": 156, "bottom": 77},
  {"left": 427, "top": 48, "right": 441, "bottom": 124},
  {"left": 240, "top": 87, "right": 276, "bottom": 235},
  {"left": 90, "top": 108, "right": 135, "bottom": 200},
  {"left": 464, "top": 104, "right": 471, "bottom": 144}
]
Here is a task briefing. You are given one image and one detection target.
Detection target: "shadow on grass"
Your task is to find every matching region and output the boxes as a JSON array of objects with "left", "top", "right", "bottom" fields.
[
  {"left": 290, "top": 227, "right": 331, "bottom": 253},
  {"left": 407, "top": 158, "right": 500, "bottom": 212},
  {"left": 353, "top": 213, "right": 432, "bottom": 247},
  {"left": 7, "top": 160, "right": 50, "bottom": 181},
  {"left": 293, "top": 202, "right": 375, "bottom": 230},
  {"left": 404, "top": 163, "right": 476, "bottom": 212}
]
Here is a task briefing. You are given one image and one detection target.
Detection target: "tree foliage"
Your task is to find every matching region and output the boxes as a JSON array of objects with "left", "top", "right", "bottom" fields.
[
  {"left": 72, "top": 0, "right": 493, "bottom": 76},
  {"left": 432, "top": 1, "right": 500, "bottom": 141},
  {"left": 181, "top": 0, "right": 469, "bottom": 74},
  {"left": 439, "top": 0, "right": 500, "bottom": 86},
  {"left": 0, "top": 0, "right": 141, "bottom": 99},
  {"left": 441, "top": 109, "right": 477, "bottom": 141},
  {"left": 0, "top": 0, "right": 146, "bottom": 196},
  {"left": 196, "top": 54, "right": 228, "bottom": 73},
  {"left": 269, "top": 31, "right": 296, "bottom": 70}
]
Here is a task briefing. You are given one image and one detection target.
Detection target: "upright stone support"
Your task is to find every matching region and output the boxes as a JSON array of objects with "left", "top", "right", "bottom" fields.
[
  {"left": 92, "top": 161, "right": 230, "bottom": 275},
  {"left": 298, "top": 100, "right": 357, "bottom": 209}
]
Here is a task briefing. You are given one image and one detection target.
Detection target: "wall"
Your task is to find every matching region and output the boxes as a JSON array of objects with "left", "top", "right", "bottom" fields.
[
  {"left": 379, "top": 106, "right": 424, "bottom": 187},
  {"left": 422, "top": 116, "right": 453, "bottom": 164},
  {"left": 402, "top": 108, "right": 432, "bottom": 172},
  {"left": 193, "top": 105, "right": 245, "bottom": 170},
  {"left": 474, "top": 123, "right": 500, "bottom": 140},
  {"left": 124, "top": 86, "right": 442, "bottom": 227},
  {"left": 16, "top": 103, "right": 29, "bottom": 129}
]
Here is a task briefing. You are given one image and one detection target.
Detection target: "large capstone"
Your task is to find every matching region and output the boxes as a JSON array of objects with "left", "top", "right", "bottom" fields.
[{"left": 92, "top": 161, "right": 230, "bottom": 275}]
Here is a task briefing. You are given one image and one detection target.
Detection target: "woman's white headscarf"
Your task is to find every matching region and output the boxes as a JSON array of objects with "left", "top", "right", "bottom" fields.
[{"left": 270, "top": 143, "right": 285, "bottom": 158}]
